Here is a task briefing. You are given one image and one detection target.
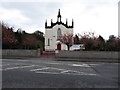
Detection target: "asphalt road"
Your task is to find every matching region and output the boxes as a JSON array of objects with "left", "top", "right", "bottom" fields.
[{"left": 1, "top": 58, "right": 119, "bottom": 88}]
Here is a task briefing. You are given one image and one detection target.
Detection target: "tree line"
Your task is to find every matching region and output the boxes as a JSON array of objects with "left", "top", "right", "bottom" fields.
[
  {"left": 1, "top": 22, "right": 44, "bottom": 50},
  {"left": 73, "top": 32, "right": 120, "bottom": 51},
  {"left": 60, "top": 32, "right": 120, "bottom": 51},
  {"left": 1, "top": 22, "right": 120, "bottom": 51}
]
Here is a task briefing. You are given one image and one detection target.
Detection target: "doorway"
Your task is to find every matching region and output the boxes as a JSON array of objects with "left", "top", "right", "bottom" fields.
[{"left": 57, "top": 43, "right": 61, "bottom": 50}]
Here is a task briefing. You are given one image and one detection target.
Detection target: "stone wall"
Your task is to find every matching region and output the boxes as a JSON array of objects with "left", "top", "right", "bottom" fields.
[
  {"left": 56, "top": 51, "right": 119, "bottom": 60},
  {"left": 2, "top": 49, "right": 40, "bottom": 57}
]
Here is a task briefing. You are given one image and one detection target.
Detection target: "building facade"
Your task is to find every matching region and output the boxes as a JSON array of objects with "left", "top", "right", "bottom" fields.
[{"left": 45, "top": 9, "right": 74, "bottom": 51}]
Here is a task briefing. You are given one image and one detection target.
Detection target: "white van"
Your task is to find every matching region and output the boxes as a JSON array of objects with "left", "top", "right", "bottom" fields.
[{"left": 70, "top": 44, "right": 85, "bottom": 51}]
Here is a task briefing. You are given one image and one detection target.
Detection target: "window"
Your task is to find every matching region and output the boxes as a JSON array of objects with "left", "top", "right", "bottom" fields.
[
  {"left": 48, "top": 38, "right": 50, "bottom": 46},
  {"left": 57, "top": 28, "right": 62, "bottom": 40}
]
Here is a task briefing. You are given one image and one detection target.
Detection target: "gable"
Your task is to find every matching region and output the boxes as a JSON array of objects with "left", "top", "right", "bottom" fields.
[{"left": 46, "top": 22, "right": 73, "bottom": 29}]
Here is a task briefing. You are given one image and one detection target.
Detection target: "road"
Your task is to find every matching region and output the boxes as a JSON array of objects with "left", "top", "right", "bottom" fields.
[{"left": 1, "top": 58, "right": 119, "bottom": 88}]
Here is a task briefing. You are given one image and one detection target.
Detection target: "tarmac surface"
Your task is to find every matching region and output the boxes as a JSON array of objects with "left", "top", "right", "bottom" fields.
[{"left": 1, "top": 58, "right": 119, "bottom": 88}]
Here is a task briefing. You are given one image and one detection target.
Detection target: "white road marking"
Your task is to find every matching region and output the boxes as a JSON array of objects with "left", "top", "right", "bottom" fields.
[
  {"left": 50, "top": 67, "right": 65, "bottom": 71},
  {"left": 17, "top": 60, "right": 29, "bottom": 62},
  {"left": 60, "top": 70, "right": 71, "bottom": 73},
  {"left": 71, "top": 64, "right": 90, "bottom": 67},
  {"left": 83, "top": 73, "right": 96, "bottom": 75},
  {"left": 30, "top": 67, "right": 65, "bottom": 72},
  {"left": 35, "top": 71, "right": 60, "bottom": 74},
  {"left": 3, "top": 65, "right": 38, "bottom": 71},
  {"left": 60, "top": 70, "right": 85, "bottom": 74},
  {"left": 35, "top": 71, "right": 96, "bottom": 76},
  {"left": 30, "top": 67, "right": 49, "bottom": 71},
  {"left": 31, "top": 66, "right": 97, "bottom": 76},
  {"left": 2, "top": 61, "right": 97, "bottom": 76}
]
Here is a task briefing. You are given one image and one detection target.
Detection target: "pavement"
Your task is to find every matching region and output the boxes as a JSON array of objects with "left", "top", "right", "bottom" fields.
[{"left": 1, "top": 58, "right": 119, "bottom": 88}]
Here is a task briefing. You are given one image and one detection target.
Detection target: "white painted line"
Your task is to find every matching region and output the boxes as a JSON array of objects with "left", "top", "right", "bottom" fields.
[
  {"left": 60, "top": 70, "right": 85, "bottom": 74},
  {"left": 17, "top": 60, "right": 29, "bottom": 62},
  {"left": 71, "top": 64, "right": 90, "bottom": 67},
  {"left": 35, "top": 71, "right": 96, "bottom": 76},
  {"left": 30, "top": 67, "right": 65, "bottom": 72},
  {"left": 30, "top": 65, "right": 97, "bottom": 76},
  {"left": 78, "top": 73, "right": 97, "bottom": 76},
  {"left": 50, "top": 67, "right": 65, "bottom": 71},
  {"left": 60, "top": 70, "right": 70, "bottom": 73},
  {"left": 30, "top": 67, "right": 49, "bottom": 71},
  {"left": 35, "top": 71, "right": 60, "bottom": 75},
  {"left": 3, "top": 65, "right": 37, "bottom": 71},
  {"left": 65, "top": 72, "right": 97, "bottom": 76}
]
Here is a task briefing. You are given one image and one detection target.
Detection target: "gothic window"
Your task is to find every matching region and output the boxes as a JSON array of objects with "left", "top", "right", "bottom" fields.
[
  {"left": 57, "top": 28, "right": 62, "bottom": 40},
  {"left": 48, "top": 38, "right": 50, "bottom": 46}
]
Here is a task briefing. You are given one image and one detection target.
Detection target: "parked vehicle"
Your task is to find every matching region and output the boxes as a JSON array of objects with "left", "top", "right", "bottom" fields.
[{"left": 70, "top": 44, "right": 85, "bottom": 51}]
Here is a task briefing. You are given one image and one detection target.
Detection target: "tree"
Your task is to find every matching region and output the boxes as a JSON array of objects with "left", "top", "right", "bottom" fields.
[
  {"left": 22, "top": 36, "right": 37, "bottom": 49},
  {"left": 79, "top": 32, "right": 98, "bottom": 50},
  {"left": 2, "top": 23, "right": 17, "bottom": 49},
  {"left": 97, "top": 35, "right": 105, "bottom": 51},
  {"left": 33, "top": 30, "right": 45, "bottom": 50},
  {"left": 117, "top": 38, "right": 120, "bottom": 51},
  {"left": 106, "top": 35, "right": 118, "bottom": 51},
  {"left": 109, "top": 35, "right": 116, "bottom": 40},
  {"left": 1, "top": 22, "right": 45, "bottom": 50},
  {"left": 33, "top": 30, "right": 44, "bottom": 41},
  {"left": 60, "top": 34, "right": 74, "bottom": 50},
  {"left": 14, "top": 29, "right": 27, "bottom": 49},
  {"left": 74, "top": 34, "right": 80, "bottom": 44}
]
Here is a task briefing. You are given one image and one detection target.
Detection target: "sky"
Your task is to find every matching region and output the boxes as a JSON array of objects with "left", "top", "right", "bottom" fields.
[{"left": 0, "top": 0, "right": 119, "bottom": 39}]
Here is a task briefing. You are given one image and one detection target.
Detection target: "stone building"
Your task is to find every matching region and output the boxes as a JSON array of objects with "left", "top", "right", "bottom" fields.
[{"left": 45, "top": 9, "right": 74, "bottom": 51}]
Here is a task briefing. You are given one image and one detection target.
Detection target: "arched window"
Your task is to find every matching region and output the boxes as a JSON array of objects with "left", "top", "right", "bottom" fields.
[
  {"left": 48, "top": 38, "right": 50, "bottom": 46},
  {"left": 57, "top": 28, "right": 62, "bottom": 40}
]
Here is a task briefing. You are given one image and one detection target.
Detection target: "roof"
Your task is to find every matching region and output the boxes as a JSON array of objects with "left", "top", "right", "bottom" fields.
[
  {"left": 45, "top": 21, "right": 73, "bottom": 29},
  {"left": 45, "top": 9, "right": 73, "bottom": 29}
]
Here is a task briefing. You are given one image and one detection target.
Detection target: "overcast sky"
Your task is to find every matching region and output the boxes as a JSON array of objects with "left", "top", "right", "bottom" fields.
[{"left": 0, "top": 0, "right": 119, "bottom": 39}]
